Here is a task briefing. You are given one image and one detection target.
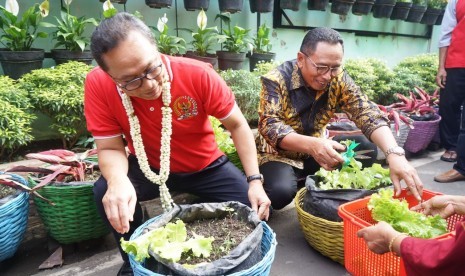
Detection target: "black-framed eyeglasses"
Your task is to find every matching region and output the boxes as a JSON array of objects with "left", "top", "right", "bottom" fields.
[
  {"left": 116, "top": 63, "right": 163, "bottom": 91},
  {"left": 301, "top": 52, "right": 343, "bottom": 77}
]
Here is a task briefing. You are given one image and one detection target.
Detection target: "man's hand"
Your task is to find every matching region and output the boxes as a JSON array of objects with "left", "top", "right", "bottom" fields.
[
  {"left": 310, "top": 139, "right": 346, "bottom": 170},
  {"left": 387, "top": 155, "right": 423, "bottom": 201},
  {"left": 248, "top": 180, "right": 271, "bottom": 221},
  {"left": 102, "top": 177, "right": 137, "bottom": 234},
  {"left": 436, "top": 68, "right": 447, "bottom": 88}
]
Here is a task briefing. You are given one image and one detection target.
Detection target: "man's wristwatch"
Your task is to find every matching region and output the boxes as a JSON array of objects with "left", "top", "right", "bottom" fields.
[
  {"left": 246, "top": 174, "right": 264, "bottom": 184},
  {"left": 385, "top": 146, "right": 405, "bottom": 157}
]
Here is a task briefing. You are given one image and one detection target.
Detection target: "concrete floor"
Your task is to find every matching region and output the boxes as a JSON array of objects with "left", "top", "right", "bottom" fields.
[{"left": 1, "top": 148, "right": 464, "bottom": 276}]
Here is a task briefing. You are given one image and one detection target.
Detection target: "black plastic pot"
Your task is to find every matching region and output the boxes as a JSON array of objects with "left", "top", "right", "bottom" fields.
[
  {"left": 435, "top": 9, "right": 445, "bottom": 25},
  {"left": 372, "top": 0, "right": 396, "bottom": 18},
  {"left": 390, "top": 2, "right": 412, "bottom": 20},
  {"left": 217, "top": 51, "right": 246, "bottom": 71},
  {"left": 185, "top": 51, "right": 218, "bottom": 69},
  {"left": 280, "top": 0, "right": 302, "bottom": 11},
  {"left": 420, "top": 7, "right": 442, "bottom": 25},
  {"left": 219, "top": 0, "right": 243, "bottom": 13},
  {"left": 51, "top": 49, "right": 94, "bottom": 65},
  {"left": 0, "top": 48, "right": 44, "bottom": 80},
  {"left": 184, "top": 0, "right": 209, "bottom": 11},
  {"left": 308, "top": 0, "right": 330, "bottom": 10},
  {"left": 331, "top": 0, "right": 356, "bottom": 15},
  {"left": 99, "top": 0, "right": 127, "bottom": 3},
  {"left": 145, "top": 0, "right": 172, "bottom": 8},
  {"left": 405, "top": 4, "right": 427, "bottom": 23},
  {"left": 249, "top": 52, "right": 276, "bottom": 72},
  {"left": 352, "top": 0, "right": 375, "bottom": 15},
  {"left": 249, "top": 0, "right": 274, "bottom": 13}
]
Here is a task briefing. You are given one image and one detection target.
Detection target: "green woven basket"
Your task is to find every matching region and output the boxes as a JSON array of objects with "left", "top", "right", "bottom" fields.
[{"left": 31, "top": 180, "right": 109, "bottom": 244}]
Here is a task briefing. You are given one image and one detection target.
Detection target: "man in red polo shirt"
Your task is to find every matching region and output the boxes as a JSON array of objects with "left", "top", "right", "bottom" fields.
[{"left": 84, "top": 12, "right": 270, "bottom": 276}]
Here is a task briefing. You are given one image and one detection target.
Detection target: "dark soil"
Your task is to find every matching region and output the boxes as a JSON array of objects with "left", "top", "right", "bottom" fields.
[{"left": 180, "top": 216, "right": 254, "bottom": 265}]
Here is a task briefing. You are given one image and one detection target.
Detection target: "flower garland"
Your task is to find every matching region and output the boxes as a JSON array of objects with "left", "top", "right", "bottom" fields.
[{"left": 121, "top": 78, "right": 174, "bottom": 211}]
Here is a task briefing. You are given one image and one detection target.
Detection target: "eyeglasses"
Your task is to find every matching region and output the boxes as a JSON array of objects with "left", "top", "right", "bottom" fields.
[
  {"left": 116, "top": 63, "right": 163, "bottom": 91},
  {"left": 301, "top": 52, "right": 343, "bottom": 77}
]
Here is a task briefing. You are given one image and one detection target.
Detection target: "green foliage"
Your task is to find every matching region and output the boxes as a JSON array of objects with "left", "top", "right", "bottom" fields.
[
  {"left": 427, "top": 0, "right": 447, "bottom": 9},
  {"left": 121, "top": 219, "right": 214, "bottom": 263},
  {"left": 0, "top": 1, "right": 49, "bottom": 51},
  {"left": 219, "top": 69, "right": 261, "bottom": 126},
  {"left": 43, "top": 6, "right": 98, "bottom": 52},
  {"left": 18, "top": 61, "right": 93, "bottom": 149},
  {"left": 368, "top": 188, "right": 448, "bottom": 238},
  {"left": 393, "top": 53, "right": 438, "bottom": 95},
  {"left": 0, "top": 76, "right": 35, "bottom": 159},
  {"left": 215, "top": 13, "right": 252, "bottom": 53},
  {"left": 252, "top": 60, "right": 280, "bottom": 76},
  {"left": 412, "top": 0, "right": 427, "bottom": 5},
  {"left": 253, "top": 23, "right": 273, "bottom": 54},
  {"left": 152, "top": 14, "right": 186, "bottom": 56}
]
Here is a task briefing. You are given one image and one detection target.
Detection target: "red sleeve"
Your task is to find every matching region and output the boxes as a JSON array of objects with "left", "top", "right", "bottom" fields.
[
  {"left": 400, "top": 220, "right": 465, "bottom": 276},
  {"left": 200, "top": 65, "right": 235, "bottom": 120}
]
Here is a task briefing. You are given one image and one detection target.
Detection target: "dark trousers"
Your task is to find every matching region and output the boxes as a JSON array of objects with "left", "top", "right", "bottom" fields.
[
  {"left": 93, "top": 155, "right": 249, "bottom": 262},
  {"left": 439, "top": 68, "right": 465, "bottom": 151},
  {"left": 454, "top": 103, "right": 465, "bottom": 175}
]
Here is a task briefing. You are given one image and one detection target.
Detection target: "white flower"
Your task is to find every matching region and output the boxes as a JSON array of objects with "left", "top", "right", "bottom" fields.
[
  {"left": 5, "top": 0, "right": 19, "bottom": 16},
  {"left": 197, "top": 9, "right": 207, "bottom": 31},
  {"left": 63, "top": 0, "right": 72, "bottom": 6},
  {"left": 157, "top": 13, "right": 168, "bottom": 33},
  {"left": 39, "top": 0, "right": 49, "bottom": 17},
  {"left": 103, "top": 0, "right": 114, "bottom": 11}
]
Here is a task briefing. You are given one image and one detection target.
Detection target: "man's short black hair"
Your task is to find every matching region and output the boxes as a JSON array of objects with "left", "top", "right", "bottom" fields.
[{"left": 299, "top": 27, "right": 344, "bottom": 55}]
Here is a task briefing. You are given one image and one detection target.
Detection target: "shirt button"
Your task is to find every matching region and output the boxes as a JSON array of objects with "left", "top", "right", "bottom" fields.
[{"left": 149, "top": 107, "right": 155, "bottom": 111}]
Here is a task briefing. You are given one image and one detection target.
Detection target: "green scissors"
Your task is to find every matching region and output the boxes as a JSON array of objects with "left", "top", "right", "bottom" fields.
[{"left": 341, "top": 142, "right": 374, "bottom": 167}]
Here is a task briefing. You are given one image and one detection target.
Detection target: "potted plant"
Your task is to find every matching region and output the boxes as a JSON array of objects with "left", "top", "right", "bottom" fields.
[
  {"left": 249, "top": 0, "right": 274, "bottom": 13},
  {"left": 308, "top": 0, "right": 330, "bottom": 11},
  {"left": 420, "top": 0, "right": 444, "bottom": 25},
  {"left": 372, "top": 0, "right": 397, "bottom": 18},
  {"left": 0, "top": 0, "right": 49, "bottom": 79},
  {"left": 219, "top": 0, "right": 243, "bottom": 13},
  {"left": 390, "top": 0, "right": 413, "bottom": 20},
  {"left": 405, "top": 0, "right": 427, "bottom": 22},
  {"left": 215, "top": 13, "right": 252, "bottom": 71},
  {"left": 151, "top": 13, "right": 186, "bottom": 56},
  {"left": 280, "top": 0, "right": 303, "bottom": 11},
  {"left": 331, "top": 0, "right": 356, "bottom": 15},
  {"left": 249, "top": 23, "right": 276, "bottom": 72},
  {"left": 434, "top": 0, "right": 447, "bottom": 25},
  {"left": 180, "top": 9, "right": 221, "bottom": 69},
  {"left": 352, "top": 0, "right": 375, "bottom": 15},
  {"left": 145, "top": 0, "right": 172, "bottom": 9},
  {"left": 43, "top": 0, "right": 98, "bottom": 65},
  {"left": 184, "top": 0, "right": 209, "bottom": 11},
  {"left": 99, "top": 0, "right": 127, "bottom": 4}
]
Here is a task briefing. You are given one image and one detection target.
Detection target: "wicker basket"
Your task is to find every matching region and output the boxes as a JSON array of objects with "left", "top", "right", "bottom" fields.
[
  {"left": 294, "top": 187, "right": 344, "bottom": 265},
  {"left": 32, "top": 181, "right": 109, "bottom": 244},
  {"left": 129, "top": 217, "right": 277, "bottom": 276},
  {"left": 404, "top": 114, "right": 441, "bottom": 153},
  {"left": 0, "top": 172, "right": 30, "bottom": 261}
]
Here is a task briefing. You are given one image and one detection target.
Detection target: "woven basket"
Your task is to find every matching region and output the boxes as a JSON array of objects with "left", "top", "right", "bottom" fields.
[
  {"left": 129, "top": 216, "right": 277, "bottom": 276},
  {"left": 294, "top": 187, "right": 344, "bottom": 265},
  {"left": 404, "top": 114, "right": 441, "bottom": 153},
  {"left": 0, "top": 172, "right": 30, "bottom": 261},
  {"left": 32, "top": 181, "right": 109, "bottom": 244}
]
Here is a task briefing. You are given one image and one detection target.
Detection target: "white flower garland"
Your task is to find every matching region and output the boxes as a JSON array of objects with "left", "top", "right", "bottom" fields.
[{"left": 121, "top": 78, "right": 174, "bottom": 212}]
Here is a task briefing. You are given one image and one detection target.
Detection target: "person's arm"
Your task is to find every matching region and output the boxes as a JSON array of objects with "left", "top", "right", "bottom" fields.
[
  {"left": 412, "top": 195, "right": 465, "bottom": 218},
  {"left": 357, "top": 221, "right": 407, "bottom": 256},
  {"left": 370, "top": 126, "right": 423, "bottom": 201},
  {"left": 436, "top": 47, "right": 448, "bottom": 88},
  {"left": 436, "top": 0, "right": 457, "bottom": 88},
  {"left": 95, "top": 136, "right": 137, "bottom": 234},
  {"left": 221, "top": 105, "right": 271, "bottom": 221}
]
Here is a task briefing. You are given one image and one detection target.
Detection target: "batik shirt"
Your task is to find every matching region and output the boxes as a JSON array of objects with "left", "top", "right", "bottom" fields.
[{"left": 256, "top": 59, "right": 389, "bottom": 169}]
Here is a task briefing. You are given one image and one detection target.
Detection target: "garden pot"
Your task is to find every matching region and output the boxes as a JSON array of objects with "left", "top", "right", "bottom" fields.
[
  {"left": 420, "top": 7, "right": 442, "bottom": 25},
  {"left": 405, "top": 4, "right": 427, "bottom": 23},
  {"left": 372, "top": 0, "right": 396, "bottom": 18},
  {"left": 219, "top": 0, "right": 243, "bottom": 13},
  {"left": 331, "top": 0, "right": 356, "bottom": 15},
  {"left": 249, "top": 0, "right": 274, "bottom": 13},
  {"left": 249, "top": 52, "right": 276, "bottom": 72},
  {"left": 217, "top": 51, "right": 246, "bottom": 71},
  {"left": 185, "top": 51, "right": 218, "bottom": 69},
  {"left": 308, "top": 0, "right": 330, "bottom": 10},
  {"left": 280, "top": 0, "right": 302, "bottom": 11},
  {"left": 352, "top": 0, "right": 375, "bottom": 15},
  {"left": 184, "top": 0, "right": 209, "bottom": 11},
  {"left": 390, "top": 2, "right": 412, "bottom": 20},
  {"left": 145, "top": 0, "right": 172, "bottom": 8},
  {"left": 99, "top": 0, "right": 127, "bottom": 3},
  {"left": 0, "top": 48, "right": 44, "bottom": 80},
  {"left": 435, "top": 9, "right": 445, "bottom": 25},
  {"left": 51, "top": 49, "right": 94, "bottom": 65}
]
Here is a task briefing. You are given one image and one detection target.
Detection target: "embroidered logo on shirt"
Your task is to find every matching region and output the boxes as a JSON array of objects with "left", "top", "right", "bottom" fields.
[{"left": 173, "top": 96, "right": 198, "bottom": 120}]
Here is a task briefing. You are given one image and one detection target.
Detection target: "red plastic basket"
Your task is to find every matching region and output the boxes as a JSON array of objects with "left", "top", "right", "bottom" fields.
[{"left": 338, "top": 189, "right": 464, "bottom": 276}]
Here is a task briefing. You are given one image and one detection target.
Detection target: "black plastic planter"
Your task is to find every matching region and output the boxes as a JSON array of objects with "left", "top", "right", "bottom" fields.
[
  {"left": 308, "top": 0, "right": 330, "bottom": 10},
  {"left": 420, "top": 7, "right": 442, "bottom": 25},
  {"left": 0, "top": 48, "right": 44, "bottom": 80},
  {"left": 249, "top": 0, "right": 274, "bottom": 13},
  {"left": 390, "top": 2, "right": 412, "bottom": 20},
  {"left": 280, "top": 0, "right": 302, "bottom": 11},
  {"left": 145, "top": 0, "right": 172, "bottom": 8},
  {"left": 435, "top": 9, "right": 445, "bottom": 25},
  {"left": 331, "top": 0, "right": 355, "bottom": 15},
  {"left": 352, "top": 0, "right": 375, "bottom": 15},
  {"left": 372, "top": 0, "right": 396, "bottom": 18},
  {"left": 184, "top": 0, "right": 209, "bottom": 11},
  {"left": 405, "top": 4, "right": 427, "bottom": 23},
  {"left": 219, "top": 0, "right": 243, "bottom": 13}
]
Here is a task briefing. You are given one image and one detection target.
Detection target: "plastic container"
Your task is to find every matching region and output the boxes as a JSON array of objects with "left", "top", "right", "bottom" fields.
[{"left": 338, "top": 189, "right": 464, "bottom": 276}]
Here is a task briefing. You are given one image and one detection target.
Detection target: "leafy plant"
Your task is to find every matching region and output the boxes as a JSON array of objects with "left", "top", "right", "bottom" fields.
[
  {"left": 393, "top": 53, "right": 439, "bottom": 94},
  {"left": 377, "top": 104, "right": 414, "bottom": 136},
  {"left": 43, "top": 0, "right": 98, "bottom": 52},
  {"left": 0, "top": 0, "right": 50, "bottom": 51},
  {"left": 215, "top": 13, "right": 252, "bottom": 53},
  {"left": 18, "top": 61, "right": 93, "bottom": 149},
  {"left": 0, "top": 75, "right": 36, "bottom": 160},
  {"left": 252, "top": 23, "right": 273, "bottom": 54},
  {"left": 368, "top": 188, "right": 448, "bottom": 238},
  {"left": 180, "top": 9, "right": 224, "bottom": 57},
  {"left": 219, "top": 69, "right": 261, "bottom": 126},
  {"left": 411, "top": 0, "right": 427, "bottom": 5},
  {"left": 151, "top": 13, "right": 186, "bottom": 56},
  {"left": 427, "top": 0, "right": 447, "bottom": 9},
  {"left": 252, "top": 60, "right": 280, "bottom": 76}
]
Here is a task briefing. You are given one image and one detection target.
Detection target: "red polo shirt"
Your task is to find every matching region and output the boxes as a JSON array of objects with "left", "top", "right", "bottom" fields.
[{"left": 84, "top": 55, "right": 235, "bottom": 173}]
